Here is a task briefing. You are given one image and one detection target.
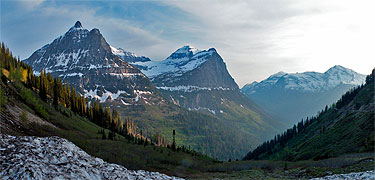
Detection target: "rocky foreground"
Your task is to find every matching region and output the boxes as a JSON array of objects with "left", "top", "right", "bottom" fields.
[
  {"left": 310, "top": 171, "right": 374, "bottom": 180},
  {"left": 0, "top": 134, "right": 183, "bottom": 180},
  {"left": 1, "top": 134, "right": 373, "bottom": 180}
]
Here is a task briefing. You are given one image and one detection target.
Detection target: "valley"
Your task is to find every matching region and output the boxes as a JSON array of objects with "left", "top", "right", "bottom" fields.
[
  {"left": 21, "top": 21, "right": 285, "bottom": 160},
  {"left": 1, "top": 12, "right": 374, "bottom": 180},
  {"left": 242, "top": 66, "right": 366, "bottom": 127}
]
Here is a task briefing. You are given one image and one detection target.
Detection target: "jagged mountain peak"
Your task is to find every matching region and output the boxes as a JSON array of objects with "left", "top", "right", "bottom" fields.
[
  {"left": 178, "top": 45, "right": 199, "bottom": 53},
  {"left": 73, "top": 21, "right": 83, "bottom": 29},
  {"left": 167, "top": 45, "right": 218, "bottom": 61},
  {"left": 24, "top": 21, "right": 115, "bottom": 72},
  {"left": 113, "top": 43, "right": 238, "bottom": 89},
  {"left": 90, "top": 28, "right": 101, "bottom": 34},
  {"left": 67, "top": 21, "right": 86, "bottom": 33},
  {"left": 128, "top": 45, "right": 217, "bottom": 79},
  {"left": 167, "top": 45, "right": 200, "bottom": 60},
  {"left": 23, "top": 21, "right": 164, "bottom": 106}
]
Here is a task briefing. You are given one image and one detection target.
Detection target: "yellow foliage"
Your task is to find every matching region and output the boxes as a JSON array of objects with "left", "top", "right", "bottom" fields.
[
  {"left": 2, "top": 67, "right": 27, "bottom": 82},
  {"left": 2, "top": 68, "right": 9, "bottom": 78},
  {"left": 21, "top": 68, "right": 27, "bottom": 82}
]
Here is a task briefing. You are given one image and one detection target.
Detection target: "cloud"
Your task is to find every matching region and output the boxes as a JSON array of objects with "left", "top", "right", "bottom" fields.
[
  {"left": 163, "top": 0, "right": 375, "bottom": 86},
  {"left": 1, "top": 1, "right": 177, "bottom": 60},
  {"left": 2, "top": 0, "right": 374, "bottom": 87},
  {"left": 18, "top": 0, "right": 45, "bottom": 10},
  {"left": 40, "top": 5, "right": 171, "bottom": 58}
]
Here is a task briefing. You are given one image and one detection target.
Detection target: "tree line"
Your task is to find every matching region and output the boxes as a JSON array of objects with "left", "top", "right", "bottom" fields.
[
  {"left": 1, "top": 42, "right": 200, "bottom": 155},
  {"left": 243, "top": 69, "right": 374, "bottom": 160}
]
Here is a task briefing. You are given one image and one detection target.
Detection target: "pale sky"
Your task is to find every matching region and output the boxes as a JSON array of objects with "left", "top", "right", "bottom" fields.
[{"left": 1, "top": 0, "right": 374, "bottom": 87}]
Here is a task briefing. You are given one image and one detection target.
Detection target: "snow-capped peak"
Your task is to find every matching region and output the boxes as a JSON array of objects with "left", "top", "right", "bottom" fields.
[
  {"left": 271, "top": 71, "right": 287, "bottom": 78},
  {"left": 63, "top": 21, "right": 89, "bottom": 41},
  {"left": 68, "top": 21, "right": 84, "bottom": 32},
  {"left": 178, "top": 45, "right": 199, "bottom": 54},
  {"left": 244, "top": 65, "right": 366, "bottom": 92},
  {"left": 325, "top": 65, "right": 355, "bottom": 74},
  {"left": 324, "top": 65, "right": 365, "bottom": 87},
  {"left": 132, "top": 45, "right": 216, "bottom": 78},
  {"left": 167, "top": 45, "right": 201, "bottom": 60},
  {"left": 110, "top": 45, "right": 137, "bottom": 57}
]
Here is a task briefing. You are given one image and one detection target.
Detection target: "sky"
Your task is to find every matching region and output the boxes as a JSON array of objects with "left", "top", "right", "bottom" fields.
[{"left": 1, "top": 0, "right": 374, "bottom": 87}]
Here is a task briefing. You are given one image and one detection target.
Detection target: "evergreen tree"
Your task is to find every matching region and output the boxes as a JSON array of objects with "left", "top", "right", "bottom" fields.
[
  {"left": 172, "top": 129, "right": 176, "bottom": 151},
  {"left": 53, "top": 78, "right": 59, "bottom": 109}
]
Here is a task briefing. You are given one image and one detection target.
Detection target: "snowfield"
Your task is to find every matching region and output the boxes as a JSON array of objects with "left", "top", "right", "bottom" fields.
[
  {"left": 0, "top": 134, "right": 184, "bottom": 180},
  {"left": 243, "top": 65, "right": 366, "bottom": 93},
  {"left": 310, "top": 171, "right": 374, "bottom": 180},
  {"left": 128, "top": 45, "right": 216, "bottom": 78}
]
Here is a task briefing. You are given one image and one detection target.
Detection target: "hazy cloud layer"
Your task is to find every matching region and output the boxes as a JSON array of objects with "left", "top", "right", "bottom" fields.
[{"left": 1, "top": 0, "right": 374, "bottom": 86}]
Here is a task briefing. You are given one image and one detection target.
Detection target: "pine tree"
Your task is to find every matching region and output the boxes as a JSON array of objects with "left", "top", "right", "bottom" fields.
[
  {"left": 39, "top": 70, "right": 47, "bottom": 101},
  {"left": 172, "top": 129, "right": 176, "bottom": 151},
  {"left": 53, "top": 78, "right": 59, "bottom": 109}
]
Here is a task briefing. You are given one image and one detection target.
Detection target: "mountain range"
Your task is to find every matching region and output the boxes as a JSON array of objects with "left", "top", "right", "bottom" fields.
[
  {"left": 2, "top": 19, "right": 374, "bottom": 179},
  {"left": 23, "top": 21, "right": 282, "bottom": 160},
  {"left": 244, "top": 70, "right": 374, "bottom": 161},
  {"left": 241, "top": 65, "right": 366, "bottom": 126}
]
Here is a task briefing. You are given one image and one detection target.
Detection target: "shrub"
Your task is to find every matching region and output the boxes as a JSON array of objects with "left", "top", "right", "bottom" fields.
[
  {"left": 20, "top": 87, "right": 48, "bottom": 119},
  {"left": 20, "top": 111, "right": 28, "bottom": 124}
]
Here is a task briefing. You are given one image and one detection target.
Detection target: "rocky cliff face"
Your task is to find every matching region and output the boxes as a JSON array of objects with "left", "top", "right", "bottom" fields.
[
  {"left": 148, "top": 46, "right": 238, "bottom": 89},
  {"left": 119, "top": 45, "right": 246, "bottom": 112},
  {"left": 24, "top": 21, "right": 164, "bottom": 106}
]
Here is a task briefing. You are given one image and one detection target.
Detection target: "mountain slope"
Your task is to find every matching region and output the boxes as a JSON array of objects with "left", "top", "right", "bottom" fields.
[
  {"left": 243, "top": 69, "right": 374, "bottom": 161},
  {"left": 24, "top": 21, "right": 163, "bottom": 106},
  {"left": 134, "top": 45, "right": 238, "bottom": 89},
  {"left": 116, "top": 45, "right": 286, "bottom": 157},
  {"left": 22, "top": 22, "right": 272, "bottom": 160},
  {"left": 241, "top": 65, "right": 366, "bottom": 126},
  {"left": 0, "top": 47, "right": 217, "bottom": 176}
]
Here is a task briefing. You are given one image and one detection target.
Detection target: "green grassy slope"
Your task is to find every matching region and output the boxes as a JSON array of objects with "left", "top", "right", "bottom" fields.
[
  {"left": 145, "top": 89, "right": 285, "bottom": 160},
  {"left": 244, "top": 71, "right": 375, "bottom": 161},
  {"left": 0, "top": 80, "right": 217, "bottom": 177},
  {"left": 4, "top": 80, "right": 373, "bottom": 180},
  {"left": 110, "top": 100, "right": 257, "bottom": 160}
]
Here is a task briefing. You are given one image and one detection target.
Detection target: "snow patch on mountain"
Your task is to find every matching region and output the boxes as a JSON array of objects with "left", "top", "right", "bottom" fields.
[
  {"left": 85, "top": 89, "right": 130, "bottom": 103},
  {"left": 157, "top": 85, "right": 232, "bottom": 92},
  {"left": 110, "top": 46, "right": 137, "bottom": 57},
  {"left": 130, "top": 46, "right": 216, "bottom": 78},
  {"left": 0, "top": 134, "right": 183, "bottom": 180},
  {"left": 109, "top": 72, "right": 144, "bottom": 79},
  {"left": 244, "top": 65, "right": 366, "bottom": 93},
  {"left": 170, "top": 45, "right": 200, "bottom": 57},
  {"left": 59, "top": 72, "right": 84, "bottom": 77},
  {"left": 188, "top": 107, "right": 216, "bottom": 115}
]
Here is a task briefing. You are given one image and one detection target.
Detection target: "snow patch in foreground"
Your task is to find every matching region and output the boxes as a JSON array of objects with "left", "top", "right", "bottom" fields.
[
  {"left": 0, "top": 134, "right": 183, "bottom": 180},
  {"left": 310, "top": 170, "right": 374, "bottom": 180}
]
